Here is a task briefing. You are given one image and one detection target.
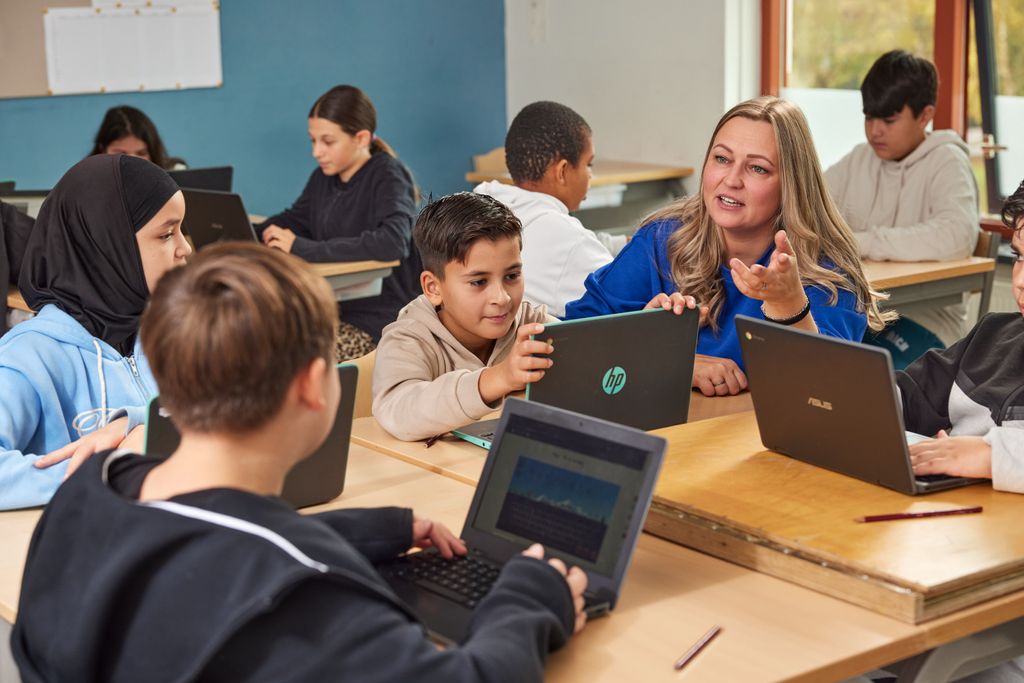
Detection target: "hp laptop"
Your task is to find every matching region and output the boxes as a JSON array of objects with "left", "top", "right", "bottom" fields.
[
  {"left": 453, "top": 308, "right": 699, "bottom": 449},
  {"left": 379, "top": 398, "right": 665, "bottom": 644},
  {"left": 145, "top": 364, "right": 357, "bottom": 508},
  {"left": 169, "top": 166, "right": 233, "bottom": 192},
  {"left": 735, "top": 315, "right": 983, "bottom": 495},
  {"left": 180, "top": 189, "right": 260, "bottom": 251}
]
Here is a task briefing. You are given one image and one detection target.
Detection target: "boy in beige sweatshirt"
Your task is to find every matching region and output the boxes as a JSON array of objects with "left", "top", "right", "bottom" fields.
[{"left": 372, "top": 192, "right": 557, "bottom": 441}]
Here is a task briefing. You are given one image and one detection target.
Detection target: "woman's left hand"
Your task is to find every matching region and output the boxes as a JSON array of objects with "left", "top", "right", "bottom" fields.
[
  {"left": 729, "top": 230, "right": 807, "bottom": 318},
  {"left": 263, "top": 225, "right": 297, "bottom": 253}
]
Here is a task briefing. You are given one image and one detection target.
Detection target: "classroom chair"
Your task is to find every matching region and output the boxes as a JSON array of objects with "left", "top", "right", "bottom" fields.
[
  {"left": 347, "top": 350, "right": 375, "bottom": 419},
  {"left": 973, "top": 227, "right": 1001, "bottom": 320}
]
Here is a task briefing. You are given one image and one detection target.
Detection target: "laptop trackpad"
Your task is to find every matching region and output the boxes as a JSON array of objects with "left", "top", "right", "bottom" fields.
[{"left": 384, "top": 576, "right": 474, "bottom": 645}]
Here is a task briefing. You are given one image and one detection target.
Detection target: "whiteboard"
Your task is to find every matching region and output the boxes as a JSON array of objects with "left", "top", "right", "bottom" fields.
[{"left": 43, "top": 3, "right": 221, "bottom": 96}]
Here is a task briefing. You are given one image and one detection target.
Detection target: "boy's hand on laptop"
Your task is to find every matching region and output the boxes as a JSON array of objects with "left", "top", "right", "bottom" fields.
[
  {"left": 479, "top": 323, "right": 553, "bottom": 404},
  {"left": 522, "top": 543, "right": 588, "bottom": 634},
  {"left": 412, "top": 515, "right": 467, "bottom": 559},
  {"left": 730, "top": 230, "right": 808, "bottom": 320},
  {"left": 262, "top": 225, "right": 296, "bottom": 253},
  {"left": 909, "top": 430, "right": 992, "bottom": 479},
  {"left": 693, "top": 354, "right": 748, "bottom": 397},
  {"left": 644, "top": 293, "right": 708, "bottom": 324},
  {"left": 33, "top": 416, "right": 130, "bottom": 480}
]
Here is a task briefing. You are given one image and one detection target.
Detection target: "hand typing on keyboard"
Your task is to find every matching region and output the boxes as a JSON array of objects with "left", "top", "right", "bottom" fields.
[
  {"left": 412, "top": 514, "right": 467, "bottom": 559},
  {"left": 909, "top": 430, "right": 992, "bottom": 480},
  {"left": 522, "top": 543, "right": 589, "bottom": 635}
]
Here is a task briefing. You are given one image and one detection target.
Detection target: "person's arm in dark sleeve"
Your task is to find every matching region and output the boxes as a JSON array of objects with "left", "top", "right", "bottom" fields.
[
  {"left": 896, "top": 323, "right": 979, "bottom": 436},
  {"left": 290, "top": 163, "right": 415, "bottom": 263},
  {"left": 199, "top": 557, "right": 574, "bottom": 683},
  {"left": 257, "top": 171, "right": 317, "bottom": 239},
  {"left": 310, "top": 507, "right": 412, "bottom": 562},
  {"left": 1, "top": 201, "right": 33, "bottom": 283}
]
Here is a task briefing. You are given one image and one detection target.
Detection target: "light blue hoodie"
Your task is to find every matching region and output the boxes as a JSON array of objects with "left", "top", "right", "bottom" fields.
[{"left": 0, "top": 304, "right": 155, "bottom": 509}]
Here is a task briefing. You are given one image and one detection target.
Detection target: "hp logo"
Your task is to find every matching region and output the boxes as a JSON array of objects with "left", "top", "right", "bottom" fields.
[{"left": 602, "top": 366, "right": 627, "bottom": 395}]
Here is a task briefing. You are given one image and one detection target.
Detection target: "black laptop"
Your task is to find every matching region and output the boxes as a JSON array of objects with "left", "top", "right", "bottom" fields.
[
  {"left": 169, "top": 166, "right": 233, "bottom": 192},
  {"left": 736, "top": 315, "right": 984, "bottom": 495},
  {"left": 454, "top": 308, "right": 699, "bottom": 448},
  {"left": 378, "top": 397, "right": 666, "bottom": 644},
  {"left": 144, "top": 364, "right": 357, "bottom": 508},
  {"left": 180, "top": 189, "right": 260, "bottom": 250}
]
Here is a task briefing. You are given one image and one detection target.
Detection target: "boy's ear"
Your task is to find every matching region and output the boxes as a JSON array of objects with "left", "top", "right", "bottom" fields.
[
  {"left": 917, "top": 104, "right": 936, "bottom": 129},
  {"left": 294, "top": 357, "right": 330, "bottom": 411},
  {"left": 420, "top": 269, "right": 444, "bottom": 307},
  {"left": 551, "top": 158, "right": 571, "bottom": 186}
]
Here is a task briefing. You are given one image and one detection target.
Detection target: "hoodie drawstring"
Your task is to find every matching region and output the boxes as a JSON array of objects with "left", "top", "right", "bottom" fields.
[{"left": 71, "top": 340, "right": 110, "bottom": 437}]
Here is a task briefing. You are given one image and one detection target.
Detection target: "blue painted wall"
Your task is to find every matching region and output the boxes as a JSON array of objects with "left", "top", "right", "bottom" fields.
[{"left": 0, "top": 0, "right": 506, "bottom": 216}]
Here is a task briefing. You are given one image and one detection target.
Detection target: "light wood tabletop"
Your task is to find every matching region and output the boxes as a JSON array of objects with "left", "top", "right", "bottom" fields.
[
  {"left": 5, "top": 285, "right": 28, "bottom": 313},
  {"left": 863, "top": 256, "right": 995, "bottom": 290},
  {"left": 647, "top": 411, "right": 1024, "bottom": 623},
  {"left": 308, "top": 260, "right": 399, "bottom": 278},
  {"left": 466, "top": 159, "right": 694, "bottom": 188},
  {"left": 351, "top": 391, "right": 754, "bottom": 486}
]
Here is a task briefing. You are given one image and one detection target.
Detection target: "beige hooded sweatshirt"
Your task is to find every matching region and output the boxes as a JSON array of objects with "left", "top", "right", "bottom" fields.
[
  {"left": 825, "top": 130, "right": 980, "bottom": 344},
  {"left": 372, "top": 294, "right": 554, "bottom": 441}
]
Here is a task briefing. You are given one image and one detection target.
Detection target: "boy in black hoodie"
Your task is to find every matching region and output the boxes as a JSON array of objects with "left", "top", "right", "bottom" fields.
[{"left": 11, "top": 242, "right": 586, "bottom": 682}]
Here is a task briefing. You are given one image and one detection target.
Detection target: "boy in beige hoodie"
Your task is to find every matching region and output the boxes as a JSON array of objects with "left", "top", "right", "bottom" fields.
[
  {"left": 825, "top": 50, "right": 980, "bottom": 345},
  {"left": 372, "top": 192, "right": 557, "bottom": 441}
]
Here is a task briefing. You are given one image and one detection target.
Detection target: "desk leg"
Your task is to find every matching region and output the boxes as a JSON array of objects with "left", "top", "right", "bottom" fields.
[
  {"left": 893, "top": 617, "right": 1024, "bottom": 682},
  {"left": 0, "top": 619, "right": 19, "bottom": 683}
]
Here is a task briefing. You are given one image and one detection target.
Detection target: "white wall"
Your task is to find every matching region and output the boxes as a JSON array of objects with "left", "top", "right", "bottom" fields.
[{"left": 504, "top": 0, "right": 760, "bottom": 179}]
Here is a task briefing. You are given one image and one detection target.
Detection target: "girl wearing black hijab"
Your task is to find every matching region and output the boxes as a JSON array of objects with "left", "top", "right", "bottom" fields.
[{"left": 0, "top": 154, "right": 190, "bottom": 510}]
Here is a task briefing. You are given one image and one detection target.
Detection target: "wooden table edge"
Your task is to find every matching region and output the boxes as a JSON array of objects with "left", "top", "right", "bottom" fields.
[
  {"left": 350, "top": 433, "right": 478, "bottom": 487},
  {"left": 868, "top": 258, "right": 996, "bottom": 290}
]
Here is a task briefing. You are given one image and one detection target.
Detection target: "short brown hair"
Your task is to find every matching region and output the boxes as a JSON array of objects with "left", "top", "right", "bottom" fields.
[
  {"left": 141, "top": 243, "right": 338, "bottom": 432},
  {"left": 413, "top": 192, "right": 522, "bottom": 277},
  {"left": 1002, "top": 179, "right": 1024, "bottom": 234}
]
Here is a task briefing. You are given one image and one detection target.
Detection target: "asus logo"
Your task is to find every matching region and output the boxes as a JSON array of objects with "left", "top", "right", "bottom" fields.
[{"left": 807, "top": 397, "right": 832, "bottom": 411}]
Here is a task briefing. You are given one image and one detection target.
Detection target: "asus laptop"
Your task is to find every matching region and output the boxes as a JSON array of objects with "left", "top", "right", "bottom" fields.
[
  {"left": 144, "top": 364, "right": 357, "bottom": 508},
  {"left": 453, "top": 308, "right": 699, "bottom": 449},
  {"left": 379, "top": 398, "right": 665, "bottom": 644},
  {"left": 180, "top": 189, "right": 260, "bottom": 251},
  {"left": 735, "top": 315, "right": 983, "bottom": 495},
  {"left": 169, "top": 166, "right": 233, "bottom": 192}
]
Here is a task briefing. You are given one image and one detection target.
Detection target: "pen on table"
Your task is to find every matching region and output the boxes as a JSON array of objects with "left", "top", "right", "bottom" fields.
[
  {"left": 424, "top": 432, "right": 448, "bottom": 448},
  {"left": 673, "top": 624, "right": 721, "bottom": 671},
  {"left": 855, "top": 506, "right": 983, "bottom": 523}
]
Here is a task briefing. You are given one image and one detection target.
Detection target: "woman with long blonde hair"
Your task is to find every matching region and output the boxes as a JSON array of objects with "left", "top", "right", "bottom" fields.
[{"left": 564, "top": 97, "right": 892, "bottom": 396}]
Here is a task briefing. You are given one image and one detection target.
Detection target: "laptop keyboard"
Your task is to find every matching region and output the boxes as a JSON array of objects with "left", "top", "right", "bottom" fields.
[
  {"left": 916, "top": 473, "right": 957, "bottom": 483},
  {"left": 390, "top": 549, "right": 501, "bottom": 609}
]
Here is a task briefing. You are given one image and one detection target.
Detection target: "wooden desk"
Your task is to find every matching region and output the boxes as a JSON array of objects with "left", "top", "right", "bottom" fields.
[
  {"left": 5, "top": 286, "right": 28, "bottom": 314},
  {"left": 351, "top": 391, "right": 753, "bottom": 486},
  {"left": 864, "top": 257, "right": 996, "bottom": 309},
  {"left": 467, "top": 159, "right": 693, "bottom": 234},
  {"left": 646, "top": 411, "right": 1024, "bottom": 625}
]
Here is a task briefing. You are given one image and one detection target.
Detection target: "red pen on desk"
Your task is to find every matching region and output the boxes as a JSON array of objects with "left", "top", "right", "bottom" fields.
[
  {"left": 424, "top": 433, "right": 448, "bottom": 448},
  {"left": 855, "top": 506, "right": 983, "bottom": 523},
  {"left": 673, "top": 624, "right": 721, "bottom": 671}
]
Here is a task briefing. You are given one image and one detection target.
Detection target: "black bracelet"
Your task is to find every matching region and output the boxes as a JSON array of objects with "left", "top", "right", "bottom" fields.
[{"left": 761, "top": 297, "right": 811, "bottom": 325}]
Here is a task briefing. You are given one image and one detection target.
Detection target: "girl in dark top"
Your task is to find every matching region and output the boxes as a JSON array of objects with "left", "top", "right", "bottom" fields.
[
  {"left": 260, "top": 85, "right": 420, "bottom": 360},
  {"left": 89, "top": 105, "right": 185, "bottom": 171}
]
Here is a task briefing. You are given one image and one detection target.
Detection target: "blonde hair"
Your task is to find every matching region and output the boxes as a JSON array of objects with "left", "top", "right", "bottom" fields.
[{"left": 650, "top": 97, "right": 893, "bottom": 333}]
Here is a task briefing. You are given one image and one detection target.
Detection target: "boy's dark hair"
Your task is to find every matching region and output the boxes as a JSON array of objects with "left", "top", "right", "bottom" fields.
[
  {"left": 861, "top": 50, "right": 938, "bottom": 119},
  {"left": 414, "top": 192, "right": 522, "bottom": 277},
  {"left": 505, "top": 101, "right": 592, "bottom": 184},
  {"left": 1002, "top": 179, "right": 1024, "bottom": 233},
  {"left": 141, "top": 243, "right": 338, "bottom": 433}
]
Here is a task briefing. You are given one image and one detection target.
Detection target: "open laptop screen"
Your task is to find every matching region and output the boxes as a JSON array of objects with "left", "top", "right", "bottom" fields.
[{"left": 469, "top": 412, "right": 650, "bottom": 577}]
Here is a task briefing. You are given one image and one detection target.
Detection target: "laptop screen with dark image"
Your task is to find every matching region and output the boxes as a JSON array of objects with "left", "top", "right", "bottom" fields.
[{"left": 471, "top": 413, "right": 649, "bottom": 576}]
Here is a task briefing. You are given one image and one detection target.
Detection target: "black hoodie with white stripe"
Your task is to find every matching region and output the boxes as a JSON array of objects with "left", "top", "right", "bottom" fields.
[
  {"left": 11, "top": 450, "right": 574, "bottom": 682},
  {"left": 897, "top": 312, "right": 1024, "bottom": 491}
]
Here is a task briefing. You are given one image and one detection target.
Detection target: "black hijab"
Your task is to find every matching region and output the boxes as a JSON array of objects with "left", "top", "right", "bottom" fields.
[{"left": 20, "top": 155, "right": 179, "bottom": 356}]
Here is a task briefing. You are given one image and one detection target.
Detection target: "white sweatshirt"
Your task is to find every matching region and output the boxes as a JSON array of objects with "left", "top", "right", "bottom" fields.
[
  {"left": 825, "top": 130, "right": 980, "bottom": 344},
  {"left": 474, "top": 181, "right": 626, "bottom": 317}
]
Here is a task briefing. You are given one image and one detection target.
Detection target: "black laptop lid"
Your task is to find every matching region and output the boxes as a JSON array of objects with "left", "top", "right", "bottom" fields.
[
  {"left": 144, "top": 364, "right": 357, "bottom": 508},
  {"left": 169, "top": 166, "right": 233, "bottom": 192},
  {"left": 735, "top": 315, "right": 918, "bottom": 494},
  {"left": 461, "top": 398, "right": 666, "bottom": 607},
  {"left": 525, "top": 307, "right": 699, "bottom": 430},
  {"left": 180, "top": 189, "right": 257, "bottom": 250}
]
